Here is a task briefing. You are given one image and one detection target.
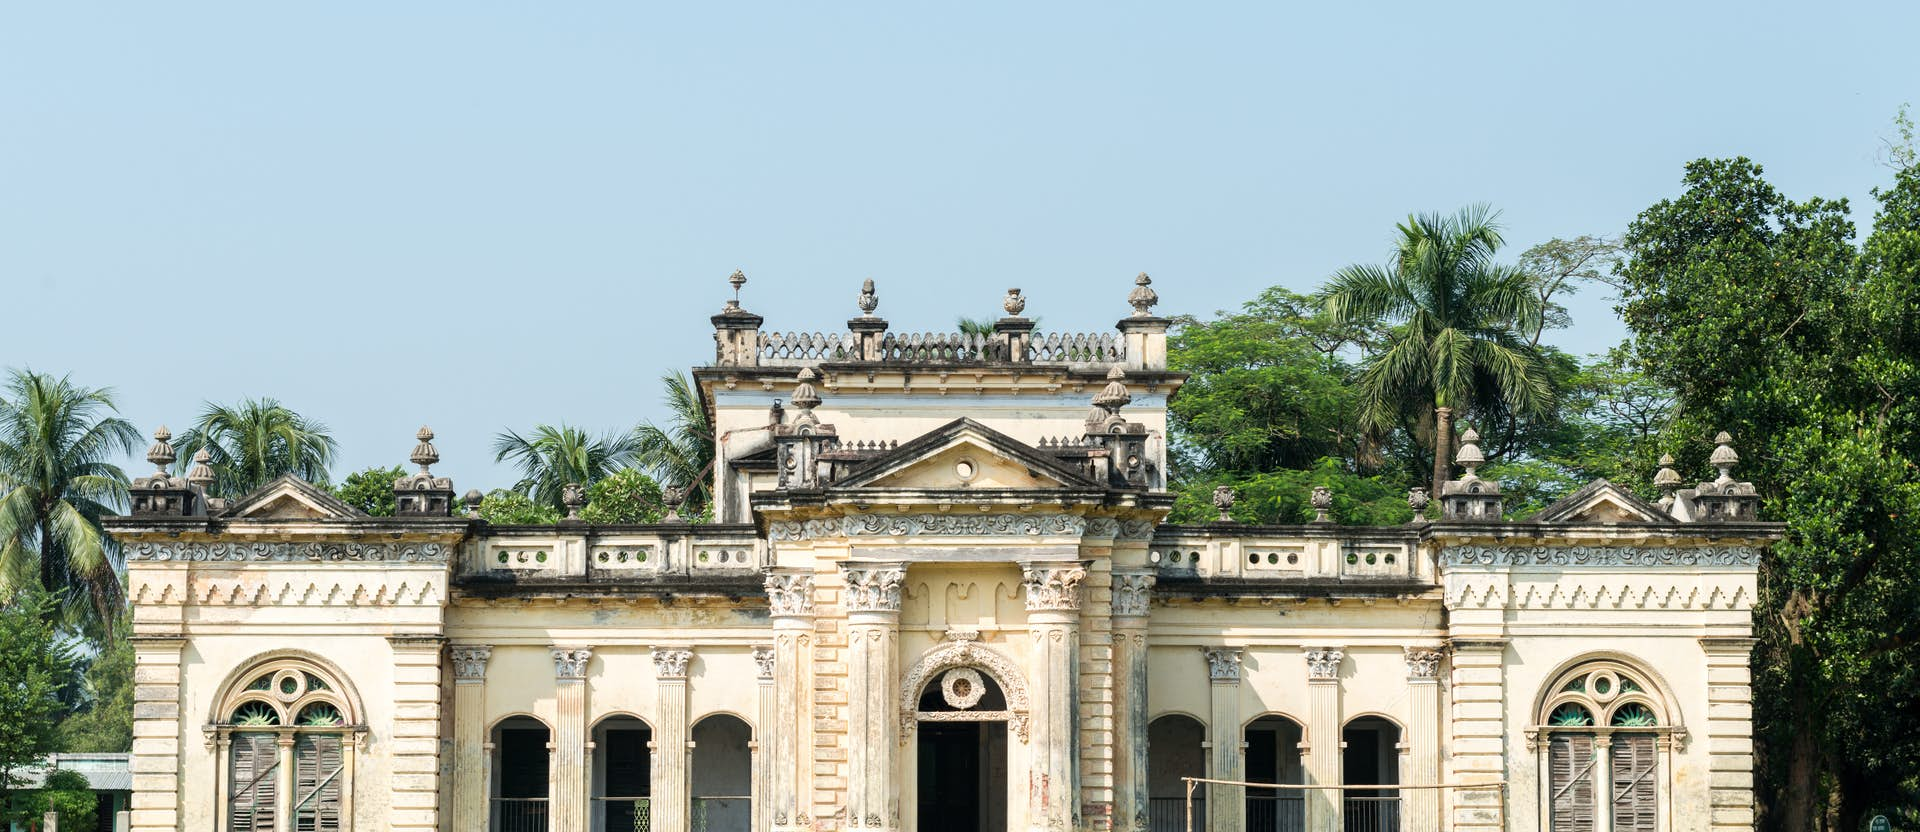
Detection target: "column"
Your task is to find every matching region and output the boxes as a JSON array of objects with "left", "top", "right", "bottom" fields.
[
  {"left": 275, "top": 735, "right": 297, "bottom": 832},
  {"left": 1700, "top": 637, "right": 1755, "bottom": 832},
  {"left": 652, "top": 646, "right": 694, "bottom": 832},
  {"left": 550, "top": 647, "right": 593, "bottom": 832},
  {"left": 1023, "top": 563, "right": 1087, "bottom": 832},
  {"left": 841, "top": 563, "right": 906, "bottom": 831},
  {"left": 753, "top": 646, "right": 777, "bottom": 832},
  {"left": 766, "top": 572, "right": 816, "bottom": 832},
  {"left": 128, "top": 635, "right": 185, "bottom": 832},
  {"left": 1447, "top": 639, "right": 1508, "bottom": 832},
  {"left": 1303, "top": 647, "right": 1344, "bottom": 832},
  {"left": 388, "top": 635, "right": 447, "bottom": 832},
  {"left": 1403, "top": 647, "right": 1444, "bottom": 832},
  {"left": 1203, "top": 648, "right": 1243, "bottom": 832},
  {"left": 450, "top": 645, "right": 492, "bottom": 832},
  {"left": 1110, "top": 573, "right": 1155, "bottom": 832}
]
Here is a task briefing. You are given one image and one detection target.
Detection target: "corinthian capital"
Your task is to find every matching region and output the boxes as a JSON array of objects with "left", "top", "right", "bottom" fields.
[
  {"left": 652, "top": 646, "right": 693, "bottom": 680},
  {"left": 1204, "top": 647, "right": 1243, "bottom": 682},
  {"left": 1021, "top": 563, "right": 1088, "bottom": 611},
  {"left": 1305, "top": 646, "right": 1345, "bottom": 680},
  {"left": 1111, "top": 572, "right": 1156, "bottom": 618},
  {"left": 840, "top": 562, "right": 907, "bottom": 613},
  {"left": 765, "top": 572, "right": 816, "bottom": 617},
  {"left": 1404, "top": 646, "right": 1444, "bottom": 679},
  {"left": 550, "top": 646, "right": 593, "bottom": 680},
  {"left": 451, "top": 645, "right": 492, "bottom": 680}
]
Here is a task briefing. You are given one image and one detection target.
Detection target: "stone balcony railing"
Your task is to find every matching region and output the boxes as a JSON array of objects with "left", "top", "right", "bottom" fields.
[
  {"left": 456, "top": 524, "right": 766, "bottom": 588},
  {"left": 1148, "top": 525, "right": 1433, "bottom": 590},
  {"left": 753, "top": 330, "right": 1123, "bottom": 367}
]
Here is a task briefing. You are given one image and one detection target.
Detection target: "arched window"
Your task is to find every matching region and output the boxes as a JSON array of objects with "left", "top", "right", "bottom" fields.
[
  {"left": 213, "top": 656, "right": 362, "bottom": 832},
  {"left": 1534, "top": 661, "right": 1677, "bottom": 832}
]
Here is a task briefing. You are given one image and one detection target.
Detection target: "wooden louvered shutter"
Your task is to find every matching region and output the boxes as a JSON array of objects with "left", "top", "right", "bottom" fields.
[
  {"left": 295, "top": 734, "right": 345, "bottom": 832},
  {"left": 1610, "top": 734, "right": 1658, "bottom": 832},
  {"left": 229, "top": 733, "right": 278, "bottom": 832},
  {"left": 1547, "top": 733, "right": 1596, "bottom": 832}
]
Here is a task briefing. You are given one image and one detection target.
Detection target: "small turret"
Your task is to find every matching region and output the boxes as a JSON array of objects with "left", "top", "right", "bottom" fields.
[
  {"left": 1690, "top": 432, "right": 1759, "bottom": 522},
  {"left": 393, "top": 426, "right": 455, "bottom": 517},
  {"left": 1438, "top": 427, "right": 1503, "bottom": 522},
  {"left": 129, "top": 426, "right": 199, "bottom": 516}
]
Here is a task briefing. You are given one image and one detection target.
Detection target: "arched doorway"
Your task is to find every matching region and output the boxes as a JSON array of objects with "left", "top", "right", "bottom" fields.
[
  {"left": 1147, "top": 714, "right": 1207, "bottom": 832},
  {"left": 590, "top": 716, "right": 651, "bottom": 832},
  {"left": 1244, "top": 715, "right": 1305, "bottom": 832},
  {"left": 211, "top": 656, "right": 362, "bottom": 832},
  {"left": 1340, "top": 716, "right": 1401, "bottom": 832},
  {"left": 915, "top": 667, "right": 1010, "bottom": 832},
  {"left": 690, "top": 714, "right": 753, "bottom": 832},
  {"left": 491, "top": 717, "right": 551, "bottom": 832}
]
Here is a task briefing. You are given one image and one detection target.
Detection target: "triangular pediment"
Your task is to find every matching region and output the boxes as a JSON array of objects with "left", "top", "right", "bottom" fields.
[
  {"left": 221, "top": 474, "right": 367, "bottom": 520},
  {"left": 833, "top": 419, "right": 1100, "bottom": 491},
  {"left": 1533, "top": 479, "right": 1670, "bottom": 524}
]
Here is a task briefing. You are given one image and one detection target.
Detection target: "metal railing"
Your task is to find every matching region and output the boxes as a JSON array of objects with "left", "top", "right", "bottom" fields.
[
  {"left": 591, "top": 797, "right": 651, "bottom": 832},
  {"left": 1245, "top": 795, "right": 1306, "bottom": 832},
  {"left": 491, "top": 798, "right": 549, "bottom": 832},
  {"left": 1149, "top": 798, "right": 1204, "bottom": 832},
  {"left": 691, "top": 796, "right": 751, "bottom": 832},
  {"left": 1342, "top": 796, "right": 1400, "bottom": 832}
]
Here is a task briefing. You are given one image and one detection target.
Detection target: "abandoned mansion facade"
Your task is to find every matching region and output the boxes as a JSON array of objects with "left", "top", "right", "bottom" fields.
[{"left": 107, "top": 276, "right": 1776, "bottom": 832}]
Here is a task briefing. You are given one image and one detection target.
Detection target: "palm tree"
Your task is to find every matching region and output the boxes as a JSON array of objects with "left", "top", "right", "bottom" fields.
[
  {"left": 493, "top": 424, "right": 642, "bottom": 510},
  {"left": 632, "top": 371, "right": 715, "bottom": 511},
  {"left": 173, "top": 399, "right": 339, "bottom": 497},
  {"left": 0, "top": 370, "right": 141, "bottom": 631},
  {"left": 1323, "top": 205, "right": 1554, "bottom": 498}
]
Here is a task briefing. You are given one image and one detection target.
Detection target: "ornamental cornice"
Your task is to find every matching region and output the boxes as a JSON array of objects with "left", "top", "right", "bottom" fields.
[
  {"left": 551, "top": 647, "right": 593, "bottom": 680},
  {"left": 1021, "top": 563, "right": 1087, "bottom": 611},
  {"left": 451, "top": 645, "right": 492, "bottom": 680},
  {"left": 841, "top": 563, "right": 907, "bottom": 612},
  {"left": 770, "top": 513, "right": 1089, "bottom": 541},
  {"left": 126, "top": 540, "right": 449, "bottom": 563},
  {"left": 1111, "top": 573, "right": 1156, "bottom": 618},
  {"left": 1305, "top": 646, "right": 1345, "bottom": 680},
  {"left": 1443, "top": 544, "right": 1759, "bottom": 568},
  {"left": 1204, "top": 647, "right": 1242, "bottom": 682},
  {"left": 652, "top": 646, "right": 693, "bottom": 680},
  {"left": 765, "top": 573, "right": 816, "bottom": 617}
]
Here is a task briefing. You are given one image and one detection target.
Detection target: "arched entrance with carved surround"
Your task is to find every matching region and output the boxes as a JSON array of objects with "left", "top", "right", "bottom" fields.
[{"left": 900, "top": 635, "right": 1031, "bottom": 832}]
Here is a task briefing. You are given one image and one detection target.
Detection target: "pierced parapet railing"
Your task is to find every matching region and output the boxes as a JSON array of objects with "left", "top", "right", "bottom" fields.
[
  {"left": 1029, "top": 331, "right": 1123, "bottom": 364},
  {"left": 462, "top": 525, "right": 765, "bottom": 582},
  {"left": 1148, "top": 527, "right": 1427, "bottom": 585},
  {"left": 879, "top": 331, "right": 998, "bottom": 363},
  {"left": 758, "top": 331, "right": 854, "bottom": 364}
]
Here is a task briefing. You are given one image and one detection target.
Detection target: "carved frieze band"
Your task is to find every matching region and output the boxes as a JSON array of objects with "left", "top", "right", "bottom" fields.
[
  {"left": 1021, "top": 564, "right": 1087, "bottom": 611},
  {"left": 771, "top": 513, "right": 1108, "bottom": 541},
  {"left": 1444, "top": 544, "right": 1759, "bottom": 568},
  {"left": 652, "top": 646, "right": 693, "bottom": 680},
  {"left": 551, "top": 647, "right": 593, "bottom": 680},
  {"left": 1111, "top": 572, "right": 1156, "bottom": 618},
  {"left": 841, "top": 563, "right": 907, "bottom": 613},
  {"left": 1204, "top": 647, "right": 1242, "bottom": 682},
  {"left": 126, "top": 540, "right": 449, "bottom": 563},
  {"left": 1403, "top": 646, "right": 1444, "bottom": 680},
  {"left": 765, "top": 573, "right": 816, "bottom": 617},
  {"left": 451, "top": 645, "right": 492, "bottom": 680},
  {"left": 1305, "top": 646, "right": 1345, "bottom": 680},
  {"left": 752, "top": 646, "right": 776, "bottom": 679}
]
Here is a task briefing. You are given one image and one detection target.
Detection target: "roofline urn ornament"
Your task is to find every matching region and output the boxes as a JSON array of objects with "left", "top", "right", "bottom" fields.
[
  {"left": 724, "top": 269, "right": 747, "bottom": 311},
  {"left": 561, "top": 482, "right": 586, "bottom": 520},
  {"left": 857, "top": 278, "right": 879, "bottom": 316},
  {"left": 146, "top": 426, "right": 176, "bottom": 478},
  {"left": 1212, "top": 485, "right": 1238, "bottom": 522},
  {"left": 1003, "top": 288, "right": 1027, "bottom": 317},
  {"left": 1311, "top": 486, "right": 1334, "bottom": 523},
  {"left": 1128, "top": 272, "right": 1159, "bottom": 317}
]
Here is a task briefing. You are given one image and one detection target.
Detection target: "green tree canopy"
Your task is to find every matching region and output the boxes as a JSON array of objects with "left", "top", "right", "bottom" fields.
[
  {"left": 0, "top": 592, "right": 75, "bottom": 805},
  {"left": 57, "top": 618, "right": 131, "bottom": 754},
  {"left": 330, "top": 466, "right": 406, "bottom": 517},
  {"left": 579, "top": 468, "right": 667, "bottom": 525},
  {"left": 173, "top": 398, "right": 338, "bottom": 497},
  {"left": 632, "top": 372, "right": 715, "bottom": 512},
  {"left": 0, "top": 370, "right": 139, "bottom": 633},
  {"left": 493, "top": 424, "right": 641, "bottom": 511}
]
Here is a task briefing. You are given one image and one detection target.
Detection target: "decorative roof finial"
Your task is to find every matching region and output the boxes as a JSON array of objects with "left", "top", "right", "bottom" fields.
[
  {"left": 1654, "top": 453, "right": 1682, "bottom": 514},
  {"left": 561, "top": 483, "right": 586, "bottom": 520},
  {"left": 1310, "top": 486, "right": 1334, "bottom": 523},
  {"left": 662, "top": 485, "right": 685, "bottom": 522},
  {"left": 725, "top": 270, "right": 748, "bottom": 311},
  {"left": 1129, "top": 272, "right": 1159, "bottom": 317},
  {"left": 791, "top": 368, "right": 823, "bottom": 425},
  {"left": 857, "top": 278, "right": 878, "bottom": 316},
  {"left": 187, "top": 448, "right": 215, "bottom": 491},
  {"left": 1003, "top": 288, "right": 1026, "bottom": 317},
  {"left": 461, "top": 489, "right": 483, "bottom": 518},
  {"left": 1709, "top": 431, "right": 1739, "bottom": 485},
  {"left": 1407, "top": 487, "right": 1431, "bottom": 525},
  {"left": 410, "top": 426, "right": 440, "bottom": 475},
  {"left": 1212, "top": 485, "right": 1238, "bottom": 522},
  {"left": 1454, "top": 427, "right": 1485, "bottom": 478},
  {"left": 1094, "top": 365, "right": 1132, "bottom": 412},
  {"left": 146, "top": 427, "right": 176, "bottom": 476}
]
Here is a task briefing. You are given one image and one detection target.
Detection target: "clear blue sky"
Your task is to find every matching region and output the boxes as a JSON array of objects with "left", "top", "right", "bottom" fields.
[{"left": 2, "top": 3, "right": 1914, "bottom": 491}]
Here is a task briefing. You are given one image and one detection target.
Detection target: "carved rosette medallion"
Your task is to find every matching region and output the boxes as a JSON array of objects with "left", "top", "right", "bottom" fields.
[
  {"left": 1204, "top": 647, "right": 1243, "bottom": 682},
  {"left": 651, "top": 646, "right": 693, "bottom": 680},
  {"left": 451, "top": 645, "right": 492, "bottom": 680},
  {"left": 1404, "top": 646, "right": 1444, "bottom": 680},
  {"left": 1305, "top": 646, "right": 1345, "bottom": 680},
  {"left": 1111, "top": 572, "right": 1156, "bottom": 618},
  {"left": 752, "top": 646, "right": 776, "bottom": 679},
  {"left": 765, "top": 573, "right": 816, "bottom": 617},
  {"left": 940, "top": 668, "right": 987, "bottom": 710},
  {"left": 550, "top": 647, "right": 593, "bottom": 680},
  {"left": 841, "top": 563, "right": 907, "bottom": 613},
  {"left": 1021, "top": 564, "right": 1087, "bottom": 611}
]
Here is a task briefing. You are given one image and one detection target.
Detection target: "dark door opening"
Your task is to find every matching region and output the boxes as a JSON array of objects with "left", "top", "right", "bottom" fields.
[{"left": 916, "top": 721, "right": 1007, "bottom": 832}]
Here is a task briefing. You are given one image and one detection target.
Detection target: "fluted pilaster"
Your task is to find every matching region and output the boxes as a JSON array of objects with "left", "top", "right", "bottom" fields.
[
  {"left": 1111, "top": 572, "right": 1155, "bottom": 832},
  {"left": 766, "top": 572, "right": 815, "bottom": 832},
  {"left": 652, "top": 647, "right": 693, "bottom": 832},
  {"left": 550, "top": 647, "right": 593, "bottom": 832},
  {"left": 1023, "top": 563, "right": 1086, "bottom": 832},
  {"left": 1304, "top": 647, "right": 1344, "bottom": 832},
  {"left": 1204, "top": 647, "right": 1244, "bottom": 832},
  {"left": 842, "top": 563, "right": 906, "bottom": 831}
]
